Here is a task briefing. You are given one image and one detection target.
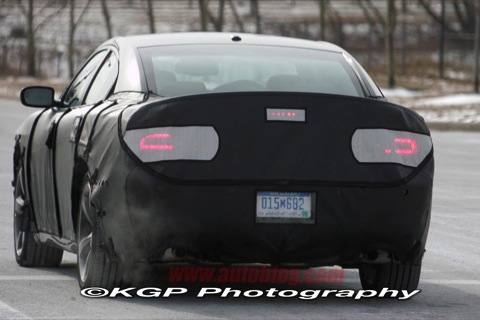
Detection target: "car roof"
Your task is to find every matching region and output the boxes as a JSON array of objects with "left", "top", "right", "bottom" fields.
[{"left": 107, "top": 32, "right": 345, "bottom": 53}]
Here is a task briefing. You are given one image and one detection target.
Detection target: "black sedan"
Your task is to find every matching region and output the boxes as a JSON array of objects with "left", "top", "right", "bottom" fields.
[{"left": 13, "top": 32, "right": 433, "bottom": 291}]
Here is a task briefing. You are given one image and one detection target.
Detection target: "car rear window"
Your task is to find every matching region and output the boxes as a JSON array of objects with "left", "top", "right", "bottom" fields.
[{"left": 139, "top": 44, "right": 364, "bottom": 97}]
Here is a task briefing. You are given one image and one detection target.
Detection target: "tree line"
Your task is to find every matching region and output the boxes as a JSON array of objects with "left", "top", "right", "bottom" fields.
[{"left": 1, "top": 0, "right": 479, "bottom": 91}]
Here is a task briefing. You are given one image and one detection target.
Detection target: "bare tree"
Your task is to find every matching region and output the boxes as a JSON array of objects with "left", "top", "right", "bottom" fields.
[
  {"left": 210, "top": 0, "right": 226, "bottom": 32},
  {"left": 474, "top": 2, "right": 480, "bottom": 92},
  {"left": 101, "top": 0, "right": 112, "bottom": 38},
  {"left": 453, "top": 0, "right": 476, "bottom": 33},
  {"left": 204, "top": 0, "right": 226, "bottom": 31},
  {"left": 228, "top": 0, "right": 244, "bottom": 32},
  {"left": 198, "top": 0, "right": 208, "bottom": 31},
  {"left": 385, "top": 0, "right": 396, "bottom": 88},
  {"left": 400, "top": 0, "right": 408, "bottom": 73},
  {"left": 355, "top": 0, "right": 385, "bottom": 69},
  {"left": 334, "top": 8, "right": 345, "bottom": 46},
  {"left": 356, "top": 0, "right": 385, "bottom": 39},
  {"left": 317, "top": 0, "right": 327, "bottom": 41},
  {"left": 147, "top": 0, "right": 156, "bottom": 33},
  {"left": 250, "top": 0, "right": 261, "bottom": 34},
  {"left": 197, "top": 0, "right": 227, "bottom": 32},
  {"left": 68, "top": 0, "right": 75, "bottom": 78},
  {"left": 68, "top": 0, "right": 92, "bottom": 78},
  {"left": 439, "top": 0, "right": 446, "bottom": 79},
  {"left": 25, "top": 0, "right": 34, "bottom": 76},
  {"left": 16, "top": 0, "right": 66, "bottom": 76},
  {"left": 418, "top": 0, "right": 476, "bottom": 34}
]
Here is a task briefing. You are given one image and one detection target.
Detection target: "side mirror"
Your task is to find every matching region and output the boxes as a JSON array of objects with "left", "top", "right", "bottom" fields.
[{"left": 20, "top": 86, "right": 55, "bottom": 108}]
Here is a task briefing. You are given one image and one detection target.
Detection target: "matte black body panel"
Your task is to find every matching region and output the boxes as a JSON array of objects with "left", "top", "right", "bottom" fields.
[
  {"left": 125, "top": 93, "right": 431, "bottom": 186},
  {"left": 123, "top": 161, "right": 433, "bottom": 265},
  {"left": 85, "top": 146, "right": 433, "bottom": 266}
]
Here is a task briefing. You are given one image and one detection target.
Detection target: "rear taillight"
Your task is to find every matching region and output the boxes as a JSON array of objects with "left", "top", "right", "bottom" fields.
[
  {"left": 139, "top": 133, "right": 174, "bottom": 150},
  {"left": 391, "top": 138, "right": 417, "bottom": 155},
  {"left": 351, "top": 129, "right": 432, "bottom": 167},
  {"left": 124, "top": 126, "right": 219, "bottom": 163}
]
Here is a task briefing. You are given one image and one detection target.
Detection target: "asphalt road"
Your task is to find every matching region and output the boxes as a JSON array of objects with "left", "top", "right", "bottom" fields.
[{"left": 0, "top": 98, "right": 479, "bottom": 319}]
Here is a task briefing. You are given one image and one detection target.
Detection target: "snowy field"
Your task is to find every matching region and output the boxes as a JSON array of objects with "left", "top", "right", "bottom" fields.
[{"left": 382, "top": 87, "right": 480, "bottom": 130}]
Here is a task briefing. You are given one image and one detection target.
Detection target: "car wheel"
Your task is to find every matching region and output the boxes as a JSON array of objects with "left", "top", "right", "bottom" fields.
[
  {"left": 77, "top": 176, "right": 124, "bottom": 289},
  {"left": 14, "top": 167, "right": 63, "bottom": 267},
  {"left": 359, "top": 260, "right": 421, "bottom": 291}
]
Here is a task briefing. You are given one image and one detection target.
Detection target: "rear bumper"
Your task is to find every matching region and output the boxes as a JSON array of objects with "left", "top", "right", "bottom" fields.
[{"left": 103, "top": 158, "right": 433, "bottom": 268}]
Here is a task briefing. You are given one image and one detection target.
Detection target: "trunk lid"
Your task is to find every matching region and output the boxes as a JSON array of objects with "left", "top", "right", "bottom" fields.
[{"left": 123, "top": 92, "right": 432, "bottom": 186}]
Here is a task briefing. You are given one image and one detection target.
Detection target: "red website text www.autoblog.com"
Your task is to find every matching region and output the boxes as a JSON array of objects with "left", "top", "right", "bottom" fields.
[{"left": 168, "top": 265, "right": 344, "bottom": 286}]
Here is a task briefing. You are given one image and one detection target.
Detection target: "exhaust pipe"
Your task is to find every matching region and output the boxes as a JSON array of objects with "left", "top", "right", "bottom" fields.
[
  {"left": 161, "top": 247, "right": 189, "bottom": 261},
  {"left": 172, "top": 247, "right": 187, "bottom": 258},
  {"left": 361, "top": 250, "right": 390, "bottom": 264}
]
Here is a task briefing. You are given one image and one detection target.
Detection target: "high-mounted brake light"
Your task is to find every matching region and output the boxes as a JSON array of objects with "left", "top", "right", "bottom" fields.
[
  {"left": 124, "top": 126, "right": 219, "bottom": 163},
  {"left": 266, "top": 108, "right": 305, "bottom": 122},
  {"left": 352, "top": 129, "right": 432, "bottom": 167}
]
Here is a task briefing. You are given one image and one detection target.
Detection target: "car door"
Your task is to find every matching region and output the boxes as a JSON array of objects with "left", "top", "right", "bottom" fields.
[
  {"left": 29, "top": 50, "right": 112, "bottom": 238},
  {"left": 54, "top": 50, "right": 119, "bottom": 241}
]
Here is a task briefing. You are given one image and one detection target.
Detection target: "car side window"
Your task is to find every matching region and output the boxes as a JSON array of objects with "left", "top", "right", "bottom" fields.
[
  {"left": 62, "top": 50, "right": 109, "bottom": 107},
  {"left": 84, "top": 53, "right": 119, "bottom": 105}
]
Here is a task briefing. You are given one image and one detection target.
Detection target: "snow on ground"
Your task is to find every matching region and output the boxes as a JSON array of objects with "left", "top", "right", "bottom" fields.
[
  {"left": 381, "top": 87, "right": 422, "bottom": 98},
  {"left": 417, "top": 94, "right": 480, "bottom": 107},
  {"left": 419, "top": 109, "right": 480, "bottom": 124},
  {"left": 381, "top": 88, "right": 480, "bottom": 130}
]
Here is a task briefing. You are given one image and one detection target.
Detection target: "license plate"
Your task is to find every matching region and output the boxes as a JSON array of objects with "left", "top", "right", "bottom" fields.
[{"left": 256, "top": 191, "right": 315, "bottom": 224}]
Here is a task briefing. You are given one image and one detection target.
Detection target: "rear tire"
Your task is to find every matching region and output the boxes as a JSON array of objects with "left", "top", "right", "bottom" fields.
[
  {"left": 14, "top": 167, "right": 63, "bottom": 267},
  {"left": 76, "top": 176, "right": 124, "bottom": 290},
  {"left": 359, "top": 260, "right": 422, "bottom": 291}
]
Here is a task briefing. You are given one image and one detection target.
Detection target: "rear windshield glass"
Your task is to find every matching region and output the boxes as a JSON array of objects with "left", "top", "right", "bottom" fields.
[{"left": 138, "top": 44, "right": 364, "bottom": 97}]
